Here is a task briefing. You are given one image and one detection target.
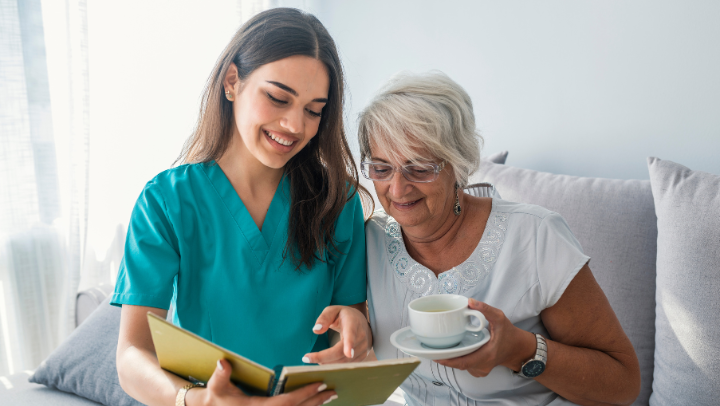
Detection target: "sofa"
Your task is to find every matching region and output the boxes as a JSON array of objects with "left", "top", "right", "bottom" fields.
[{"left": 3, "top": 153, "right": 718, "bottom": 406}]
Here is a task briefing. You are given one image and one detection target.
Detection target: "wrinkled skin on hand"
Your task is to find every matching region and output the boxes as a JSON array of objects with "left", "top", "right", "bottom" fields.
[{"left": 434, "top": 298, "right": 533, "bottom": 377}]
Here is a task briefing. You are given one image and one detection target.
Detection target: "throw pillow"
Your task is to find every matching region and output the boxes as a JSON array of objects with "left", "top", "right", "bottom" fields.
[
  {"left": 29, "top": 297, "right": 144, "bottom": 406},
  {"left": 482, "top": 150, "right": 508, "bottom": 166},
  {"left": 647, "top": 157, "right": 720, "bottom": 405},
  {"left": 472, "top": 160, "right": 657, "bottom": 406}
]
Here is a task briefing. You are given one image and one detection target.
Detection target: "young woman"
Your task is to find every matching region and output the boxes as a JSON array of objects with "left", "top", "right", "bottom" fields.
[{"left": 113, "top": 8, "right": 372, "bottom": 406}]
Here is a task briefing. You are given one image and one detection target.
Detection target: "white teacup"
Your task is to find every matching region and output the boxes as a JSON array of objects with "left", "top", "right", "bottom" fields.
[{"left": 408, "top": 294, "right": 487, "bottom": 349}]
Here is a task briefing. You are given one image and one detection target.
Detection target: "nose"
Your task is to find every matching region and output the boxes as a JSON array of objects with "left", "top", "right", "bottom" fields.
[
  {"left": 281, "top": 107, "right": 304, "bottom": 135},
  {"left": 388, "top": 170, "right": 412, "bottom": 199}
]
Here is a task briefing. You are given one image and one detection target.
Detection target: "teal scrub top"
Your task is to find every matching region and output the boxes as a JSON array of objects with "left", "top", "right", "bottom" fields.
[{"left": 111, "top": 162, "right": 367, "bottom": 369}]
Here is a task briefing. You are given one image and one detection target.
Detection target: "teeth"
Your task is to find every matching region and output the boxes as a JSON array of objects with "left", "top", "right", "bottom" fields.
[{"left": 265, "top": 130, "right": 293, "bottom": 146}]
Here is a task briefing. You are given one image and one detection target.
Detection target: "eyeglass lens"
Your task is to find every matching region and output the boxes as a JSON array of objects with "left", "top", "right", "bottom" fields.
[{"left": 361, "top": 163, "right": 439, "bottom": 182}]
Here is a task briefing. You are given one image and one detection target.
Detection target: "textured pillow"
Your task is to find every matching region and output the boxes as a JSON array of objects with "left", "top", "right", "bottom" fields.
[
  {"left": 358, "top": 150, "right": 508, "bottom": 210},
  {"left": 647, "top": 158, "right": 720, "bottom": 406},
  {"left": 29, "top": 297, "right": 143, "bottom": 406},
  {"left": 472, "top": 160, "right": 657, "bottom": 406}
]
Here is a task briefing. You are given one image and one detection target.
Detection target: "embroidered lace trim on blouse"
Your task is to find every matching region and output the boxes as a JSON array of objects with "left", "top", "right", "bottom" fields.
[{"left": 384, "top": 212, "right": 508, "bottom": 296}]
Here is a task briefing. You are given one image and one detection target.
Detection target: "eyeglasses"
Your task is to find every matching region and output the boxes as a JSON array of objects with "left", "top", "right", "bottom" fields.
[{"left": 360, "top": 161, "right": 446, "bottom": 183}]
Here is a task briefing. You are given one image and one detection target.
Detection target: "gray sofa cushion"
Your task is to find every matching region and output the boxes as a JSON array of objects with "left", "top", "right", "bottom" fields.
[
  {"left": 29, "top": 297, "right": 143, "bottom": 406},
  {"left": 647, "top": 158, "right": 720, "bottom": 406},
  {"left": 471, "top": 160, "right": 657, "bottom": 406},
  {"left": 1, "top": 371, "right": 102, "bottom": 405}
]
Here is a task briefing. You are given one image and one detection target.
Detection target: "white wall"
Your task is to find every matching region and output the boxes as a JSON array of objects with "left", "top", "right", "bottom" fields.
[
  {"left": 81, "top": 0, "right": 244, "bottom": 279},
  {"left": 77, "top": 0, "right": 720, "bottom": 277},
  {"left": 315, "top": 0, "right": 720, "bottom": 180}
]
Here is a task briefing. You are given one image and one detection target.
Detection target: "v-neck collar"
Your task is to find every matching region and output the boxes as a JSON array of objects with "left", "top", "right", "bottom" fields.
[{"left": 201, "top": 161, "right": 290, "bottom": 266}]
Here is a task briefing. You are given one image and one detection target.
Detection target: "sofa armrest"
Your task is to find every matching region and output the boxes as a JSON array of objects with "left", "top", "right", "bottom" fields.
[
  {"left": 1, "top": 372, "right": 102, "bottom": 406},
  {"left": 75, "top": 283, "right": 114, "bottom": 327}
]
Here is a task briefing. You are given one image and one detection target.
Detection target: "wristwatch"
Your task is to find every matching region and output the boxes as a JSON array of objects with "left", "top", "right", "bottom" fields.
[
  {"left": 176, "top": 383, "right": 203, "bottom": 406},
  {"left": 515, "top": 333, "right": 547, "bottom": 378}
]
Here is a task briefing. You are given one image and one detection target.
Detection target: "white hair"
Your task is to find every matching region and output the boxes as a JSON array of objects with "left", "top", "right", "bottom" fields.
[{"left": 357, "top": 71, "right": 483, "bottom": 187}]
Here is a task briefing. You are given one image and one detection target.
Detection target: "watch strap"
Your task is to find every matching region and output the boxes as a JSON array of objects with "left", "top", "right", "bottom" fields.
[
  {"left": 175, "top": 383, "right": 202, "bottom": 406},
  {"left": 515, "top": 333, "right": 547, "bottom": 378}
]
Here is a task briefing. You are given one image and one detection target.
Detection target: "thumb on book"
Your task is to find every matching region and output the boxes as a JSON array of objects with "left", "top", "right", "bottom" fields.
[
  {"left": 204, "top": 359, "right": 252, "bottom": 402},
  {"left": 207, "top": 359, "right": 232, "bottom": 391}
]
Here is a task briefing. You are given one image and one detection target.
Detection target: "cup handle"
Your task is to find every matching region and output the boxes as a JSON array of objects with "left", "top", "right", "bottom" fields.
[{"left": 464, "top": 309, "right": 487, "bottom": 332}]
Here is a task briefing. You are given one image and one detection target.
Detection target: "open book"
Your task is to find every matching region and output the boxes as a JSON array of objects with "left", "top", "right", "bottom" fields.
[{"left": 147, "top": 313, "right": 420, "bottom": 405}]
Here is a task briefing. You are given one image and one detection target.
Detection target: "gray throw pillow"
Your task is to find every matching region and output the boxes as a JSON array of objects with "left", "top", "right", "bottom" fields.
[
  {"left": 472, "top": 160, "right": 657, "bottom": 406},
  {"left": 482, "top": 150, "right": 508, "bottom": 166},
  {"left": 29, "top": 297, "right": 144, "bottom": 406},
  {"left": 647, "top": 158, "right": 720, "bottom": 406}
]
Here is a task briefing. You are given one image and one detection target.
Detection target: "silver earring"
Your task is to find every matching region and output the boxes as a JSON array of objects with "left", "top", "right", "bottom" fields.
[
  {"left": 454, "top": 183, "right": 462, "bottom": 216},
  {"left": 225, "top": 90, "right": 233, "bottom": 101}
]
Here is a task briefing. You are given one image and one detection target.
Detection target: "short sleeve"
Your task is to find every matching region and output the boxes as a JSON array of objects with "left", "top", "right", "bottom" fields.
[
  {"left": 536, "top": 212, "right": 590, "bottom": 308},
  {"left": 111, "top": 179, "right": 180, "bottom": 309},
  {"left": 328, "top": 192, "right": 368, "bottom": 306}
]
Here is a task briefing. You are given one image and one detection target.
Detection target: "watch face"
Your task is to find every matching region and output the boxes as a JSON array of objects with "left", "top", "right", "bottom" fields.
[{"left": 521, "top": 360, "right": 546, "bottom": 377}]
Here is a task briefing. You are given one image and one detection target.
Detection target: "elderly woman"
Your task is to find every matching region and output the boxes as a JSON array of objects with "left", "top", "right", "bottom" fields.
[{"left": 359, "top": 72, "right": 641, "bottom": 406}]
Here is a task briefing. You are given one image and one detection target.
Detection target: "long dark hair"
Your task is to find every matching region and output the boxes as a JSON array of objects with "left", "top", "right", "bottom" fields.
[{"left": 177, "top": 8, "right": 371, "bottom": 269}]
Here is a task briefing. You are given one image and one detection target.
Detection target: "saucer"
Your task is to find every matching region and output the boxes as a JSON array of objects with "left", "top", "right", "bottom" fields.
[{"left": 390, "top": 326, "right": 490, "bottom": 360}]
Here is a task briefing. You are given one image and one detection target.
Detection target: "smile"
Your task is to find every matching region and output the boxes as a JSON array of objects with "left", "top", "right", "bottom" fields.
[
  {"left": 263, "top": 129, "right": 295, "bottom": 147},
  {"left": 392, "top": 199, "right": 421, "bottom": 210}
]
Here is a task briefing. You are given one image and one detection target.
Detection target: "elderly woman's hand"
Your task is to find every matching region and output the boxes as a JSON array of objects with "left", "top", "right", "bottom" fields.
[
  {"left": 435, "top": 298, "right": 535, "bottom": 377},
  {"left": 302, "top": 304, "right": 372, "bottom": 365}
]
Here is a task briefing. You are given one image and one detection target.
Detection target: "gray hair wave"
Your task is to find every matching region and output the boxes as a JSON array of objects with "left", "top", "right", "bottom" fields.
[{"left": 358, "top": 71, "right": 483, "bottom": 187}]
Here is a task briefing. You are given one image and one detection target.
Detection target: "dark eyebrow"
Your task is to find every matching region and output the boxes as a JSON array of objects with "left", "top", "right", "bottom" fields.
[{"left": 266, "top": 81, "right": 328, "bottom": 103}]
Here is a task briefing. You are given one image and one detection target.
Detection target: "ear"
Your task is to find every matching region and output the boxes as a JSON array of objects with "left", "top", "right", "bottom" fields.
[{"left": 223, "top": 63, "right": 241, "bottom": 100}]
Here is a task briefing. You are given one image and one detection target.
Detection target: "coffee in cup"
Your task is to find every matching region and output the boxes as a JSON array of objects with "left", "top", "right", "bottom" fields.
[{"left": 408, "top": 294, "right": 487, "bottom": 349}]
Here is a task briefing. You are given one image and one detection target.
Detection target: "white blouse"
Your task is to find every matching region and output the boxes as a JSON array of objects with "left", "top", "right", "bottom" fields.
[{"left": 366, "top": 199, "right": 589, "bottom": 406}]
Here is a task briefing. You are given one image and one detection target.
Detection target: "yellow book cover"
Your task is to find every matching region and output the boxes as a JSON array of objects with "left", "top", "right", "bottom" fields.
[{"left": 147, "top": 313, "right": 420, "bottom": 405}]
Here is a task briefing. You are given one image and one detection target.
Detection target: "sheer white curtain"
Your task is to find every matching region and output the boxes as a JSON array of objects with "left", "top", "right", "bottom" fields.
[
  {"left": 0, "top": 0, "right": 325, "bottom": 376},
  {"left": 0, "top": 0, "right": 89, "bottom": 375}
]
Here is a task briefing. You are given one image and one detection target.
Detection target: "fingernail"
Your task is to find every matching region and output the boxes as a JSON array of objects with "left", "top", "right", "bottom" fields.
[
  {"left": 351, "top": 349, "right": 355, "bottom": 358},
  {"left": 317, "top": 383, "right": 327, "bottom": 392},
  {"left": 217, "top": 360, "right": 224, "bottom": 371},
  {"left": 313, "top": 324, "right": 323, "bottom": 331},
  {"left": 323, "top": 394, "right": 339, "bottom": 404},
  {"left": 302, "top": 356, "right": 311, "bottom": 363}
]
